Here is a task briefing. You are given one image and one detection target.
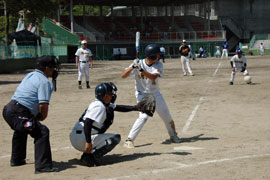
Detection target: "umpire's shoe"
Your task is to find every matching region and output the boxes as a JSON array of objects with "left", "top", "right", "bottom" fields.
[
  {"left": 80, "top": 152, "right": 100, "bottom": 167},
  {"left": 10, "top": 159, "right": 26, "bottom": 167},
  {"left": 35, "top": 167, "right": 59, "bottom": 174}
]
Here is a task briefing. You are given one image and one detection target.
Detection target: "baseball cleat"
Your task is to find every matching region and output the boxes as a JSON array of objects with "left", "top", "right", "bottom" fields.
[
  {"left": 183, "top": 73, "right": 187, "bottom": 76},
  {"left": 190, "top": 73, "right": 194, "bottom": 76},
  {"left": 123, "top": 139, "right": 135, "bottom": 148},
  {"left": 170, "top": 135, "right": 182, "bottom": 143},
  {"left": 229, "top": 82, "right": 233, "bottom": 85},
  {"left": 78, "top": 85, "right": 82, "bottom": 89},
  {"left": 87, "top": 85, "right": 90, "bottom": 89}
]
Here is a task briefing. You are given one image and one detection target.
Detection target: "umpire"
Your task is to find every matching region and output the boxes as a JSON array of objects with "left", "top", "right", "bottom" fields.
[{"left": 2, "top": 56, "right": 60, "bottom": 174}]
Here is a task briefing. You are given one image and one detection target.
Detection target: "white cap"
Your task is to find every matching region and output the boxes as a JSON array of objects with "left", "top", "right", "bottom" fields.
[
  {"left": 81, "top": 40, "right": 87, "bottom": 44},
  {"left": 182, "top": 39, "right": 186, "bottom": 43}
]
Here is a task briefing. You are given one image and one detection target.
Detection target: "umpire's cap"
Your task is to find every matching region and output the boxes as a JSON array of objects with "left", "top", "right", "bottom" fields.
[
  {"left": 36, "top": 56, "right": 60, "bottom": 71},
  {"left": 95, "top": 82, "right": 117, "bottom": 103},
  {"left": 145, "top": 44, "right": 162, "bottom": 58}
]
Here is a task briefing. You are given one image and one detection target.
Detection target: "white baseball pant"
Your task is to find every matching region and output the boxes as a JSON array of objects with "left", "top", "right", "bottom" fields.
[
  {"left": 127, "top": 91, "right": 177, "bottom": 140},
  {"left": 221, "top": 49, "right": 228, "bottom": 59},
  {"left": 230, "top": 67, "right": 249, "bottom": 82},
  {"left": 181, "top": 56, "right": 193, "bottom": 75},
  {"left": 69, "top": 121, "right": 117, "bottom": 152},
  {"left": 78, "top": 62, "right": 90, "bottom": 81}
]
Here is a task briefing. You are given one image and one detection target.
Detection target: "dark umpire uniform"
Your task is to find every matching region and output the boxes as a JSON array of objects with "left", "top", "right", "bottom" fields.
[{"left": 2, "top": 56, "right": 60, "bottom": 173}]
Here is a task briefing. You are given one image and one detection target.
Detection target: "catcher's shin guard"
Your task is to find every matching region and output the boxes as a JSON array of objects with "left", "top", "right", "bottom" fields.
[{"left": 93, "top": 134, "right": 121, "bottom": 158}]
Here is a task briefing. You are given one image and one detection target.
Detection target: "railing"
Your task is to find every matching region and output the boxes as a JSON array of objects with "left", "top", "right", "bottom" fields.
[{"left": 102, "top": 30, "right": 225, "bottom": 42}]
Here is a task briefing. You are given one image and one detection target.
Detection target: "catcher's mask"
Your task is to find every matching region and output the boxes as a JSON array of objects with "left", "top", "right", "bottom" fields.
[
  {"left": 95, "top": 82, "right": 117, "bottom": 104},
  {"left": 145, "top": 44, "right": 161, "bottom": 61},
  {"left": 36, "top": 56, "right": 61, "bottom": 91}
]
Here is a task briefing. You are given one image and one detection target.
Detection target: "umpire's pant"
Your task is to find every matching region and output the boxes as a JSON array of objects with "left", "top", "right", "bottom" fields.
[{"left": 2, "top": 100, "right": 52, "bottom": 170}]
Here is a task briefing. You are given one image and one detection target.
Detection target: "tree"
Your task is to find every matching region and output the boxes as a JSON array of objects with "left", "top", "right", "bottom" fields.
[{"left": 2, "top": 0, "right": 58, "bottom": 45}]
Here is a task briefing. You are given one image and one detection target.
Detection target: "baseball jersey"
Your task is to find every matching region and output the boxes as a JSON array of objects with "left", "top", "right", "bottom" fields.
[
  {"left": 83, "top": 99, "right": 116, "bottom": 134},
  {"left": 129, "top": 59, "right": 163, "bottom": 94},
  {"left": 12, "top": 69, "right": 53, "bottom": 115},
  {"left": 160, "top": 47, "right": 165, "bottom": 54},
  {"left": 75, "top": 48, "right": 92, "bottom": 62},
  {"left": 231, "top": 55, "right": 247, "bottom": 69},
  {"left": 179, "top": 45, "right": 190, "bottom": 56}
]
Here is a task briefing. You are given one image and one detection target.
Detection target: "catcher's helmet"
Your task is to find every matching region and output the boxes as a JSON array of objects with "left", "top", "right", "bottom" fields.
[
  {"left": 95, "top": 82, "right": 117, "bottom": 103},
  {"left": 145, "top": 44, "right": 161, "bottom": 59}
]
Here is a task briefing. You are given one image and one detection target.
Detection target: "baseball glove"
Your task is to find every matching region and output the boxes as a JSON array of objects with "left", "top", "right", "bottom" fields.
[
  {"left": 136, "top": 94, "right": 156, "bottom": 117},
  {"left": 241, "top": 66, "right": 246, "bottom": 72}
]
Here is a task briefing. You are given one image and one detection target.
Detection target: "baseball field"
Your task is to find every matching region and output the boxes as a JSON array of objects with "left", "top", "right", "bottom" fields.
[{"left": 0, "top": 56, "right": 270, "bottom": 180}]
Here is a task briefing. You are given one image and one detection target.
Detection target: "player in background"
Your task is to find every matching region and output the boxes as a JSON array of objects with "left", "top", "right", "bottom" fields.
[
  {"left": 179, "top": 40, "right": 194, "bottom": 76},
  {"left": 70, "top": 82, "right": 143, "bottom": 166},
  {"left": 188, "top": 43, "right": 196, "bottom": 60},
  {"left": 121, "top": 44, "right": 181, "bottom": 148},
  {"left": 229, "top": 49, "right": 249, "bottom": 85},
  {"left": 215, "top": 45, "right": 221, "bottom": 58},
  {"left": 160, "top": 46, "right": 166, "bottom": 63},
  {"left": 221, "top": 41, "right": 229, "bottom": 59},
  {"left": 75, "top": 40, "right": 93, "bottom": 89},
  {"left": 259, "top": 42, "right": 265, "bottom": 56}
]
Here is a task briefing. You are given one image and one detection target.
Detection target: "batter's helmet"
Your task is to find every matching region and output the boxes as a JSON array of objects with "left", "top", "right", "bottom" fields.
[
  {"left": 145, "top": 44, "right": 161, "bottom": 60},
  {"left": 95, "top": 82, "right": 117, "bottom": 103}
]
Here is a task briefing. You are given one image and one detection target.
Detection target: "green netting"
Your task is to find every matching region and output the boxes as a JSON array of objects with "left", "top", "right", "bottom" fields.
[
  {"left": 0, "top": 45, "right": 67, "bottom": 60},
  {"left": 43, "top": 18, "right": 79, "bottom": 45}
]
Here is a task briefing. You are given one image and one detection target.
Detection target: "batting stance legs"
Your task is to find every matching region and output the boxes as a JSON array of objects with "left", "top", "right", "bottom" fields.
[
  {"left": 181, "top": 56, "right": 193, "bottom": 76},
  {"left": 78, "top": 62, "right": 90, "bottom": 88},
  {"left": 127, "top": 92, "right": 179, "bottom": 142}
]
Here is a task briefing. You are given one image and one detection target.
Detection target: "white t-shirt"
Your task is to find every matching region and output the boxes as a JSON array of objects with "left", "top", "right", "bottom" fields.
[
  {"left": 259, "top": 44, "right": 264, "bottom": 50},
  {"left": 75, "top": 48, "right": 92, "bottom": 62},
  {"left": 231, "top": 55, "right": 247, "bottom": 69},
  {"left": 83, "top": 99, "right": 115, "bottom": 134},
  {"left": 129, "top": 59, "right": 163, "bottom": 94}
]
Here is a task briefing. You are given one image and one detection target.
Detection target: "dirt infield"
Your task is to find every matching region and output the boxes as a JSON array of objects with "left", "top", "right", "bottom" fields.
[{"left": 0, "top": 56, "right": 270, "bottom": 180}]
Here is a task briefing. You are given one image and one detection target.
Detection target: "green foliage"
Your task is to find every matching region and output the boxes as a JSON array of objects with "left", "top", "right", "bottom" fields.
[{"left": 61, "top": 5, "right": 110, "bottom": 16}]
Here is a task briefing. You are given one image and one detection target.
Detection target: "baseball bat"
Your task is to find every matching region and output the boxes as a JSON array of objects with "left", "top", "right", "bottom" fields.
[{"left": 136, "top": 31, "right": 140, "bottom": 59}]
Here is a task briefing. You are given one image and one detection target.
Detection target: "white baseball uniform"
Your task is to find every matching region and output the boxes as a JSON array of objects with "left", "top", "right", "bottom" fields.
[
  {"left": 126, "top": 59, "right": 178, "bottom": 140},
  {"left": 75, "top": 47, "right": 92, "bottom": 82},
  {"left": 259, "top": 44, "right": 264, "bottom": 56},
  {"left": 69, "top": 100, "right": 117, "bottom": 152},
  {"left": 230, "top": 54, "right": 249, "bottom": 82}
]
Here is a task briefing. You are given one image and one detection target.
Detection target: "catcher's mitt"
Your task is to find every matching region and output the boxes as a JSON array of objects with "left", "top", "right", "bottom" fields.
[
  {"left": 136, "top": 94, "right": 156, "bottom": 117},
  {"left": 241, "top": 66, "right": 246, "bottom": 72}
]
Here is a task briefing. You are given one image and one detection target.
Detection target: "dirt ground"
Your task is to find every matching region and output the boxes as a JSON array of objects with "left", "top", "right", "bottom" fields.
[{"left": 0, "top": 55, "right": 270, "bottom": 180}]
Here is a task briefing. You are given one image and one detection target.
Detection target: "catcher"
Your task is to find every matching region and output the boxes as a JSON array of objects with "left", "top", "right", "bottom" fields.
[{"left": 69, "top": 82, "right": 155, "bottom": 166}]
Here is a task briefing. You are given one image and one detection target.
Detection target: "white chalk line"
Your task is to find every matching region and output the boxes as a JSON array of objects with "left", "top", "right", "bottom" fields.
[
  {"left": 182, "top": 97, "right": 204, "bottom": 132},
  {"left": 182, "top": 62, "right": 222, "bottom": 133},
  {"left": 212, "top": 62, "right": 222, "bottom": 77},
  {"left": 0, "top": 146, "right": 73, "bottom": 159},
  {"left": 98, "top": 153, "right": 270, "bottom": 180}
]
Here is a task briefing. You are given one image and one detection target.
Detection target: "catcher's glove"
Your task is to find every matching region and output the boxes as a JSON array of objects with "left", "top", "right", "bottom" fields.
[
  {"left": 241, "top": 66, "right": 246, "bottom": 72},
  {"left": 136, "top": 94, "right": 156, "bottom": 117}
]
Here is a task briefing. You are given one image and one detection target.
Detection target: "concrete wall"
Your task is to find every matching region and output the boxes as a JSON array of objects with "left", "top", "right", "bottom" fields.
[
  {"left": 0, "top": 58, "right": 36, "bottom": 74},
  {"left": 216, "top": 0, "right": 270, "bottom": 39}
]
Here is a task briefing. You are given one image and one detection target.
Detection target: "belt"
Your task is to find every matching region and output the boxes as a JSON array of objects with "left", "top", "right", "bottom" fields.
[
  {"left": 10, "top": 100, "right": 31, "bottom": 113},
  {"left": 80, "top": 61, "right": 89, "bottom": 63}
]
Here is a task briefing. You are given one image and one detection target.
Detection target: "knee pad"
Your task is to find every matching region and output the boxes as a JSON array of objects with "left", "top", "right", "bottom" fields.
[{"left": 92, "top": 134, "right": 121, "bottom": 158}]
